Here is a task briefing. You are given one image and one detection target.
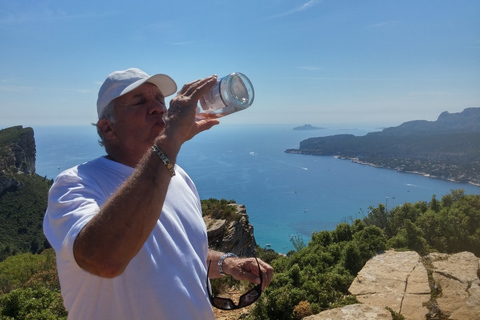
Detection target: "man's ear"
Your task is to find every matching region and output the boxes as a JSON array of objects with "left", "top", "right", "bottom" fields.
[{"left": 97, "top": 119, "right": 115, "bottom": 141}]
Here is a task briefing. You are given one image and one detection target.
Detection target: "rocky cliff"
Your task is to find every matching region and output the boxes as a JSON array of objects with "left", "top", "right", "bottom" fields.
[
  {"left": 305, "top": 250, "right": 480, "bottom": 320},
  {"left": 0, "top": 126, "right": 36, "bottom": 195},
  {"left": 0, "top": 126, "right": 50, "bottom": 258},
  {"left": 204, "top": 203, "right": 257, "bottom": 257}
]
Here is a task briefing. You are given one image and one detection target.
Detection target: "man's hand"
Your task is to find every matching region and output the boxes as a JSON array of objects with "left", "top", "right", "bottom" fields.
[
  {"left": 161, "top": 75, "right": 220, "bottom": 151},
  {"left": 220, "top": 256, "right": 274, "bottom": 292},
  {"left": 207, "top": 251, "right": 275, "bottom": 291}
]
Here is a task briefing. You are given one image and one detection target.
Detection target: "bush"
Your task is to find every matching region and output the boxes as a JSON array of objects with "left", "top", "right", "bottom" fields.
[
  {"left": 201, "top": 198, "right": 238, "bottom": 220},
  {"left": 386, "top": 219, "right": 429, "bottom": 256},
  {"left": 0, "top": 173, "right": 52, "bottom": 261},
  {"left": 0, "top": 249, "right": 66, "bottom": 319},
  {"left": 251, "top": 221, "right": 381, "bottom": 319},
  {"left": 364, "top": 190, "right": 480, "bottom": 257},
  {"left": 292, "top": 300, "right": 312, "bottom": 319},
  {"left": 0, "top": 287, "right": 66, "bottom": 320}
]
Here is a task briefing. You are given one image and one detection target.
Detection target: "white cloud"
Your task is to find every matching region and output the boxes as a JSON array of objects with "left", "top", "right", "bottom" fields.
[
  {"left": 264, "top": 0, "right": 322, "bottom": 21},
  {"left": 297, "top": 0, "right": 321, "bottom": 12}
]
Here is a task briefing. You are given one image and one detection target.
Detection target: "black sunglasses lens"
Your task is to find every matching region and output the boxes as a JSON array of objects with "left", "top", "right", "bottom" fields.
[
  {"left": 238, "top": 286, "right": 261, "bottom": 307},
  {"left": 213, "top": 297, "right": 235, "bottom": 310}
]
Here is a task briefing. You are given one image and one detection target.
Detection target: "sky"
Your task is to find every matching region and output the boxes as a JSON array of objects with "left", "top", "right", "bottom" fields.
[{"left": 1, "top": 0, "right": 479, "bottom": 128}]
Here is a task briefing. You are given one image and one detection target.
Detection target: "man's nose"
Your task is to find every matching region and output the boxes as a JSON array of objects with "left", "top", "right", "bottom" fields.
[{"left": 148, "top": 99, "right": 167, "bottom": 115}]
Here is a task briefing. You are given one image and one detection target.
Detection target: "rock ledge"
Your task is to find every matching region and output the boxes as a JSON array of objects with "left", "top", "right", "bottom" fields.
[{"left": 306, "top": 250, "right": 480, "bottom": 320}]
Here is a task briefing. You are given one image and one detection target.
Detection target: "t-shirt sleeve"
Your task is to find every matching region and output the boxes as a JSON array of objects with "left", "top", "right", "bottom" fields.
[
  {"left": 175, "top": 165, "right": 202, "bottom": 217},
  {"left": 43, "top": 168, "right": 103, "bottom": 265}
]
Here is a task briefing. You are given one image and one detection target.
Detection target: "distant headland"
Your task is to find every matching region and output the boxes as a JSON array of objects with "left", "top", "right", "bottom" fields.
[
  {"left": 286, "top": 108, "right": 480, "bottom": 186},
  {"left": 292, "top": 124, "right": 324, "bottom": 131}
]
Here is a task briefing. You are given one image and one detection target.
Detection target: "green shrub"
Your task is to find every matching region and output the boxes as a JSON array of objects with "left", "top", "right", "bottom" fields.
[
  {"left": 0, "top": 173, "right": 52, "bottom": 261},
  {"left": 0, "top": 287, "right": 66, "bottom": 320},
  {"left": 201, "top": 198, "right": 238, "bottom": 220},
  {"left": 0, "top": 249, "right": 66, "bottom": 319}
]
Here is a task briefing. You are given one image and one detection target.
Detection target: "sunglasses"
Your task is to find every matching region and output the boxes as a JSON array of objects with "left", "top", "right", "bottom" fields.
[{"left": 206, "top": 256, "right": 263, "bottom": 310}]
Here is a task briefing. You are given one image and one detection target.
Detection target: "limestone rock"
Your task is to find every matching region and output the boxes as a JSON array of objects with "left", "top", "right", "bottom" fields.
[
  {"left": 0, "top": 126, "right": 36, "bottom": 175},
  {"left": 344, "top": 250, "right": 480, "bottom": 320},
  {"left": 428, "top": 251, "right": 480, "bottom": 319},
  {"left": 349, "top": 250, "right": 430, "bottom": 319},
  {"left": 0, "top": 126, "right": 36, "bottom": 195},
  {"left": 204, "top": 204, "right": 256, "bottom": 257},
  {"left": 303, "top": 304, "right": 392, "bottom": 320}
]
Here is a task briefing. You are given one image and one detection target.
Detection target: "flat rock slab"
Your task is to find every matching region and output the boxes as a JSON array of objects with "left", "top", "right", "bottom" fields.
[
  {"left": 348, "top": 250, "right": 430, "bottom": 319},
  {"left": 303, "top": 304, "right": 392, "bottom": 320},
  {"left": 302, "top": 251, "right": 480, "bottom": 320},
  {"left": 429, "top": 251, "right": 480, "bottom": 319}
]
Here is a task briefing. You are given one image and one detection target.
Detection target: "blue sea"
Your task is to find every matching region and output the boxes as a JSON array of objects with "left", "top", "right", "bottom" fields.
[{"left": 34, "top": 124, "right": 480, "bottom": 253}]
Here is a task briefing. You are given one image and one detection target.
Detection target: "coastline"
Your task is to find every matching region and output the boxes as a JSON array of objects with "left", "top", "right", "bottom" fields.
[
  {"left": 338, "top": 156, "right": 480, "bottom": 187},
  {"left": 286, "top": 148, "right": 480, "bottom": 187}
]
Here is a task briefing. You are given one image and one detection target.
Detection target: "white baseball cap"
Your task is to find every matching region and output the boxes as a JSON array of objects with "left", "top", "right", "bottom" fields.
[{"left": 96, "top": 68, "right": 177, "bottom": 118}]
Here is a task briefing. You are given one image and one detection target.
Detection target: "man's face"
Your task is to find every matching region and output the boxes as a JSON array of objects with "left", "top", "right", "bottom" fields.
[{"left": 107, "top": 83, "right": 167, "bottom": 161}]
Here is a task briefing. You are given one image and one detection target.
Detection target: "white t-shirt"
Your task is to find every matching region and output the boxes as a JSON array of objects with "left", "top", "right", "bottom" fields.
[{"left": 43, "top": 156, "right": 215, "bottom": 320}]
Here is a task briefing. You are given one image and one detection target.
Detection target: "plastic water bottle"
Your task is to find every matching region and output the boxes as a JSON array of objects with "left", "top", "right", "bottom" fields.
[{"left": 196, "top": 72, "right": 254, "bottom": 119}]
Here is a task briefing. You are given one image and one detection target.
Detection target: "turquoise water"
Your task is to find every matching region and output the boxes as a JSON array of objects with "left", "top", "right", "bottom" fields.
[{"left": 34, "top": 124, "right": 480, "bottom": 253}]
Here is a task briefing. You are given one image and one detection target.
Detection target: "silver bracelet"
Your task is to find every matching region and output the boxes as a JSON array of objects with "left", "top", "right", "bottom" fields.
[
  {"left": 151, "top": 145, "right": 176, "bottom": 177},
  {"left": 218, "top": 252, "right": 237, "bottom": 276}
]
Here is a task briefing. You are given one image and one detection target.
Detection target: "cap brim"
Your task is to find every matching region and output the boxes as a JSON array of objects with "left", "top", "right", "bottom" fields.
[{"left": 120, "top": 74, "right": 177, "bottom": 98}]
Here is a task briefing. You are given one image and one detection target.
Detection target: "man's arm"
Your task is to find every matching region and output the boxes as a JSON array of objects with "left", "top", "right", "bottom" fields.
[
  {"left": 73, "top": 76, "right": 219, "bottom": 278},
  {"left": 73, "top": 146, "right": 174, "bottom": 278}
]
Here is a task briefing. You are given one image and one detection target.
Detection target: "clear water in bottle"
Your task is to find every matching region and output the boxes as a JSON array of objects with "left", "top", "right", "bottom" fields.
[{"left": 197, "top": 72, "right": 254, "bottom": 119}]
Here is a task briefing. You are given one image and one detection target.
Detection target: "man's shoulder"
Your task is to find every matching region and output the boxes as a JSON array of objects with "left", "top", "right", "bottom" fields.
[
  {"left": 53, "top": 156, "right": 128, "bottom": 185},
  {"left": 54, "top": 157, "right": 106, "bottom": 178},
  {"left": 80, "top": 156, "right": 132, "bottom": 175}
]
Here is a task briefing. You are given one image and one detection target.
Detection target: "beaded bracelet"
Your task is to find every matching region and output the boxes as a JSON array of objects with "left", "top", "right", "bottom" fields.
[{"left": 151, "top": 144, "right": 176, "bottom": 177}]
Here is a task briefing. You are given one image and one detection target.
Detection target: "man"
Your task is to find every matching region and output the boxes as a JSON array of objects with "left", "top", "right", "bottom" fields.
[{"left": 44, "top": 68, "right": 274, "bottom": 319}]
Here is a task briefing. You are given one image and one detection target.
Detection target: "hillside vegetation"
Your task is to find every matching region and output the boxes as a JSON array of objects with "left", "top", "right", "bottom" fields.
[
  {"left": 0, "top": 126, "right": 52, "bottom": 261},
  {"left": 1, "top": 191, "right": 479, "bottom": 319},
  {"left": 0, "top": 173, "right": 52, "bottom": 261}
]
